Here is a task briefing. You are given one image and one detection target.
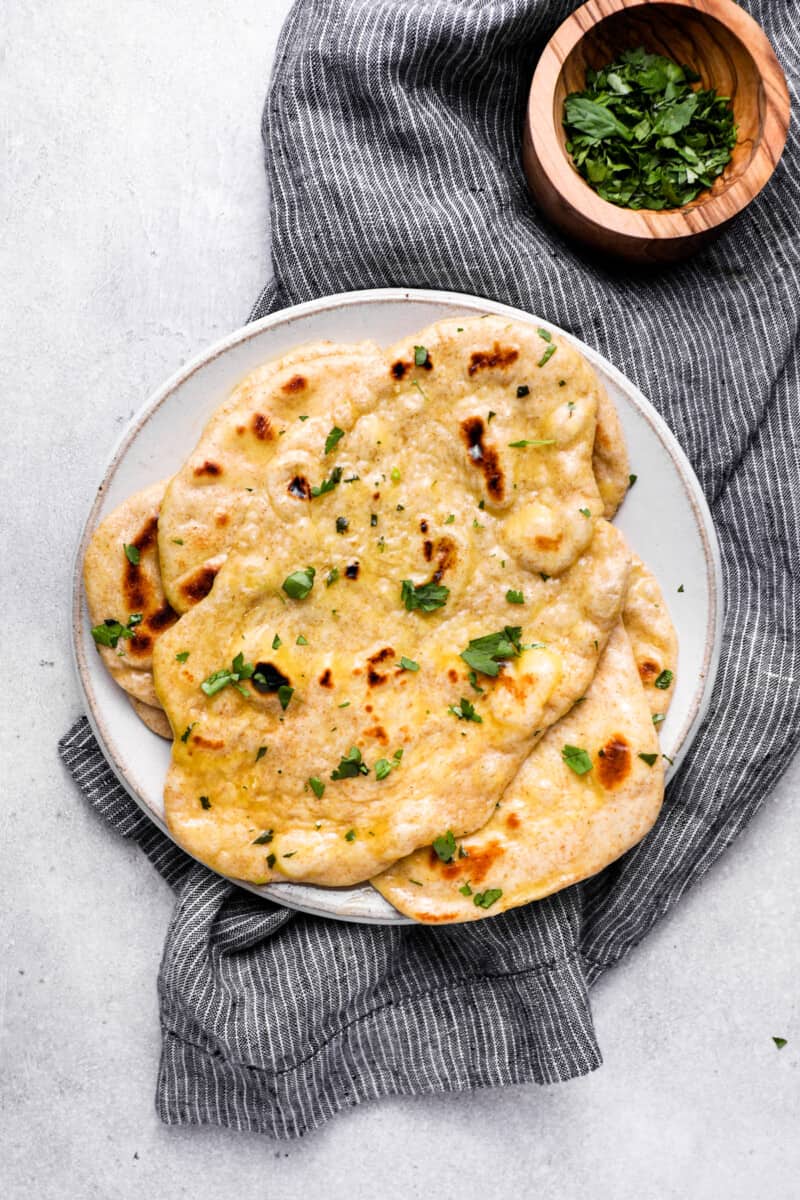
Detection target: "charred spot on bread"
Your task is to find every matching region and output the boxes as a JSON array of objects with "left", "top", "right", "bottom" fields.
[
  {"left": 180, "top": 563, "right": 221, "bottom": 604},
  {"left": 596, "top": 735, "right": 632, "bottom": 789},
  {"left": 460, "top": 416, "right": 504, "bottom": 500},
  {"left": 193, "top": 460, "right": 222, "bottom": 478}
]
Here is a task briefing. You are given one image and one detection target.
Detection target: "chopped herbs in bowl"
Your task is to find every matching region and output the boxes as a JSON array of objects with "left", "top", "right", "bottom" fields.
[{"left": 563, "top": 46, "right": 737, "bottom": 211}]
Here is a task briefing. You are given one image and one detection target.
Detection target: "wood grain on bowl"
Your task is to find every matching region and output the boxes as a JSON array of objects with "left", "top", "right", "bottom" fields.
[{"left": 523, "top": 0, "right": 790, "bottom": 262}]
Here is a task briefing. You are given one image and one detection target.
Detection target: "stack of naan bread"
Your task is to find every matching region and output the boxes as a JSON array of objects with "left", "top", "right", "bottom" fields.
[{"left": 85, "top": 316, "right": 676, "bottom": 922}]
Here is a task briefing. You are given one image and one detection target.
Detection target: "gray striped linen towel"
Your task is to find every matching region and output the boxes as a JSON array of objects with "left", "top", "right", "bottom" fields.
[{"left": 59, "top": 0, "right": 799, "bottom": 1138}]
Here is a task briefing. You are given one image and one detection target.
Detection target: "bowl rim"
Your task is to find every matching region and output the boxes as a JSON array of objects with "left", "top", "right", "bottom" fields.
[{"left": 527, "top": 0, "right": 790, "bottom": 243}]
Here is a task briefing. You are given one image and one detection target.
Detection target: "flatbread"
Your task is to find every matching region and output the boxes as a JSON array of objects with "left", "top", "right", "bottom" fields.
[
  {"left": 372, "top": 621, "right": 664, "bottom": 922},
  {"left": 83, "top": 480, "right": 177, "bottom": 708},
  {"left": 153, "top": 520, "right": 631, "bottom": 887},
  {"left": 593, "top": 382, "right": 630, "bottom": 518},
  {"left": 158, "top": 316, "right": 612, "bottom": 616},
  {"left": 623, "top": 556, "right": 678, "bottom": 717},
  {"left": 157, "top": 341, "right": 387, "bottom": 613},
  {"left": 129, "top": 697, "right": 172, "bottom": 739}
]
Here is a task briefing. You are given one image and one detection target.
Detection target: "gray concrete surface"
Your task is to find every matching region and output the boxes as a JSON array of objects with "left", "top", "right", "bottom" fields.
[{"left": 2, "top": 3, "right": 798, "bottom": 1196}]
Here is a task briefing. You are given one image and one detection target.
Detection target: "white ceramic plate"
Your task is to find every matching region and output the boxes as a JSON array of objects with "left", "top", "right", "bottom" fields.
[{"left": 73, "top": 288, "right": 723, "bottom": 924}]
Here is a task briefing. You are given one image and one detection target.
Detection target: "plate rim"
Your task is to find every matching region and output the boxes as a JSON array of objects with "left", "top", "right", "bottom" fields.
[{"left": 71, "top": 285, "right": 724, "bottom": 925}]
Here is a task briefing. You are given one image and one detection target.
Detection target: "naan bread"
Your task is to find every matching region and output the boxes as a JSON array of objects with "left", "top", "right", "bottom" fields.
[
  {"left": 83, "top": 480, "right": 177, "bottom": 708},
  {"left": 623, "top": 556, "right": 678, "bottom": 717},
  {"left": 157, "top": 341, "right": 387, "bottom": 613},
  {"left": 153, "top": 520, "right": 631, "bottom": 887},
  {"left": 84, "top": 327, "right": 633, "bottom": 737},
  {"left": 129, "top": 697, "right": 172, "bottom": 739},
  {"left": 158, "top": 316, "right": 612, "bottom": 618},
  {"left": 372, "top": 621, "right": 664, "bottom": 922},
  {"left": 593, "top": 383, "right": 630, "bottom": 518}
]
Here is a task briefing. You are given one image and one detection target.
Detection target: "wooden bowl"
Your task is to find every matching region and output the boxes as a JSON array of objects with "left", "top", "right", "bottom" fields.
[{"left": 522, "top": 0, "right": 790, "bottom": 263}]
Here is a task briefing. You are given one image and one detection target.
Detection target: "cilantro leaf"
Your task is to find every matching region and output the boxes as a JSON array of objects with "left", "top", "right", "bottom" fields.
[
  {"left": 459, "top": 626, "right": 522, "bottom": 677},
  {"left": 508, "top": 438, "right": 556, "bottom": 448},
  {"left": 310, "top": 466, "right": 343, "bottom": 498},
  {"left": 432, "top": 830, "right": 456, "bottom": 862},
  {"left": 562, "top": 744, "right": 593, "bottom": 775},
  {"left": 123, "top": 543, "right": 140, "bottom": 565},
  {"left": 401, "top": 579, "right": 449, "bottom": 612},
  {"left": 654, "top": 669, "right": 674, "bottom": 690},
  {"left": 448, "top": 697, "right": 483, "bottom": 723},
  {"left": 331, "top": 746, "right": 370, "bottom": 780},
  {"left": 324, "top": 426, "right": 345, "bottom": 455},
  {"left": 283, "top": 566, "right": 316, "bottom": 599},
  {"left": 473, "top": 888, "right": 502, "bottom": 909}
]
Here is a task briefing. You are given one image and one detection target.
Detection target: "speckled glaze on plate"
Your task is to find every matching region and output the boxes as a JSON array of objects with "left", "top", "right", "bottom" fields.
[{"left": 71, "top": 288, "right": 723, "bottom": 924}]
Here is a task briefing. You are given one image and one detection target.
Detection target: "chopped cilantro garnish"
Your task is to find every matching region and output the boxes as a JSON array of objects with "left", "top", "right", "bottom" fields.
[
  {"left": 678, "top": 584, "right": 684, "bottom": 593},
  {"left": 399, "top": 656, "right": 420, "bottom": 671},
  {"left": 467, "top": 670, "right": 484, "bottom": 694},
  {"left": 459, "top": 626, "right": 522, "bottom": 677},
  {"left": 283, "top": 566, "right": 316, "bottom": 599},
  {"left": 296, "top": 635, "right": 308, "bottom": 645},
  {"left": 272, "top": 633, "right": 282, "bottom": 650},
  {"left": 172, "top": 537, "right": 184, "bottom": 545},
  {"left": 199, "top": 796, "right": 211, "bottom": 810},
  {"left": 335, "top": 516, "right": 349, "bottom": 534},
  {"left": 252, "top": 829, "right": 274, "bottom": 845},
  {"left": 266, "top": 853, "right": 276, "bottom": 869},
  {"left": 414, "top": 345, "right": 429, "bottom": 367},
  {"left": 310, "top": 466, "right": 343, "bottom": 497},
  {"left": 277, "top": 685, "right": 293, "bottom": 711},
  {"left": 256, "top": 746, "right": 268, "bottom": 762},
  {"left": 772, "top": 1036, "right": 788, "bottom": 1049},
  {"left": 473, "top": 888, "right": 502, "bottom": 909},
  {"left": 537, "top": 344, "right": 557, "bottom": 367},
  {"left": 506, "top": 589, "right": 524, "bottom": 604},
  {"left": 432, "top": 830, "right": 456, "bottom": 863},
  {"left": 652, "top": 713, "right": 666, "bottom": 725},
  {"left": 375, "top": 752, "right": 403, "bottom": 781},
  {"left": 175, "top": 650, "right": 190, "bottom": 663},
  {"left": 487, "top": 410, "right": 496, "bottom": 421},
  {"left": 579, "top": 507, "right": 591, "bottom": 518},
  {"left": 344, "top": 829, "right": 356, "bottom": 842},
  {"left": 444, "top": 513, "right": 455, "bottom": 524},
  {"left": 508, "top": 438, "right": 556, "bottom": 448},
  {"left": 537, "top": 328, "right": 552, "bottom": 343},
  {"left": 563, "top": 47, "right": 736, "bottom": 212},
  {"left": 459, "top": 883, "right": 473, "bottom": 897},
  {"left": 180, "top": 723, "right": 195, "bottom": 743},
  {"left": 298, "top": 414, "right": 309, "bottom": 421},
  {"left": 629, "top": 473, "right": 638, "bottom": 487},
  {"left": 324, "top": 426, "right": 345, "bottom": 455},
  {"left": 326, "top": 567, "right": 339, "bottom": 587},
  {"left": 401, "top": 579, "right": 450, "bottom": 612},
  {"left": 201, "top": 652, "right": 255, "bottom": 697},
  {"left": 638, "top": 752, "right": 658, "bottom": 766},
  {"left": 331, "top": 746, "right": 369, "bottom": 780},
  {"left": 123, "top": 543, "right": 140, "bottom": 566},
  {"left": 308, "top": 776, "right": 325, "bottom": 799},
  {"left": 562, "top": 744, "right": 592, "bottom": 775},
  {"left": 391, "top": 467, "right": 401, "bottom": 483},
  {"left": 654, "top": 669, "right": 673, "bottom": 690},
  {"left": 448, "top": 697, "right": 483, "bottom": 723},
  {"left": 90, "top": 615, "right": 139, "bottom": 648}
]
